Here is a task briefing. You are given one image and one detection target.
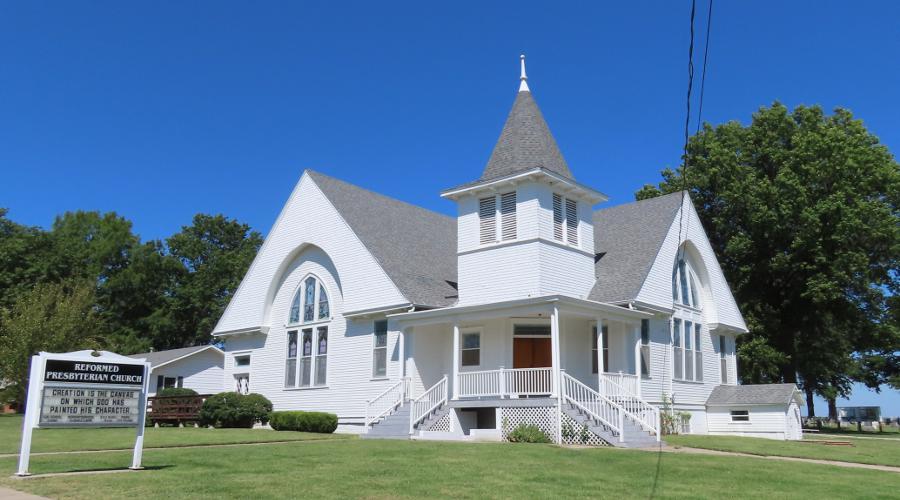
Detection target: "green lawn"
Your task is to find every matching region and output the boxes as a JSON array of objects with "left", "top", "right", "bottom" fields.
[
  {"left": 809, "top": 426, "right": 900, "bottom": 439},
  {"left": 666, "top": 434, "right": 900, "bottom": 467},
  {"left": 0, "top": 414, "right": 346, "bottom": 455},
  {"left": 2, "top": 439, "right": 900, "bottom": 499}
]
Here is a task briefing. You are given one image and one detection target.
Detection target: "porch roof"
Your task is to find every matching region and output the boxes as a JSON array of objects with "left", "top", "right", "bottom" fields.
[{"left": 387, "top": 294, "right": 651, "bottom": 327}]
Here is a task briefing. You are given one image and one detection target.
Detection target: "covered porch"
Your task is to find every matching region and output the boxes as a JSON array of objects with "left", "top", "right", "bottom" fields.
[{"left": 392, "top": 295, "right": 652, "bottom": 403}]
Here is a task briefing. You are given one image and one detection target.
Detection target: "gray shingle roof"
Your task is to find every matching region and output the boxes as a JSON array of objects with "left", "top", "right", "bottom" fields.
[
  {"left": 480, "top": 90, "right": 573, "bottom": 182},
  {"left": 309, "top": 171, "right": 458, "bottom": 308},
  {"left": 706, "top": 384, "right": 803, "bottom": 406},
  {"left": 128, "top": 345, "right": 221, "bottom": 368},
  {"left": 588, "top": 192, "right": 684, "bottom": 303}
]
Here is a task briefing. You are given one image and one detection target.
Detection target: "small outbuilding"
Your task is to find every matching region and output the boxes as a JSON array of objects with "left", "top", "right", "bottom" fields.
[
  {"left": 705, "top": 384, "right": 804, "bottom": 440},
  {"left": 129, "top": 345, "right": 224, "bottom": 396}
]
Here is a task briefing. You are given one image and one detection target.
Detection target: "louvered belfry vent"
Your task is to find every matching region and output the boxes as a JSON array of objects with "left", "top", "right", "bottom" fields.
[
  {"left": 500, "top": 191, "right": 517, "bottom": 241},
  {"left": 566, "top": 198, "right": 578, "bottom": 245},
  {"left": 479, "top": 196, "right": 497, "bottom": 244},
  {"left": 553, "top": 193, "right": 564, "bottom": 241}
]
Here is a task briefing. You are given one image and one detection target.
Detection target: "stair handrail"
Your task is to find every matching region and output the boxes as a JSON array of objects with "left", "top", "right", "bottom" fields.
[
  {"left": 408, "top": 375, "right": 448, "bottom": 435},
  {"left": 599, "top": 374, "right": 660, "bottom": 440},
  {"left": 364, "top": 378, "right": 406, "bottom": 432},
  {"left": 561, "top": 372, "right": 624, "bottom": 442}
]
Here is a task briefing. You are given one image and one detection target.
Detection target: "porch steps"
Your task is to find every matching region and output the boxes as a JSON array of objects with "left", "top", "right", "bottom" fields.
[
  {"left": 361, "top": 405, "right": 411, "bottom": 440},
  {"left": 415, "top": 404, "right": 451, "bottom": 432},
  {"left": 562, "top": 403, "right": 661, "bottom": 448}
]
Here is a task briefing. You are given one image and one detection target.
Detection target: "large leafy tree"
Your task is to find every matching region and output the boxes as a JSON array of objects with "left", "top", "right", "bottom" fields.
[
  {"left": 0, "top": 280, "right": 104, "bottom": 409},
  {"left": 638, "top": 103, "right": 900, "bottom": 415},
  {"left": 164, "top": 214, "right": 262, "bottom": 348}
]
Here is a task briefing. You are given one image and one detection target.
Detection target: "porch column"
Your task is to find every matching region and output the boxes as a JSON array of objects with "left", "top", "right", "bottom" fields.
[
  {"left": 399, "top": 327, "right": 407, "bottom": 401},
  {"left": 551, "top": 305, "right": 563, "bottom": 444},
  {"left": 452, "top": 322, "right": 460, "bottom": 400},
  {"left": 632, "top": 322, "right": 642, "bottom": 398},
  {"left": 596, "top": 317, "right": 605, "bottom": 392}
]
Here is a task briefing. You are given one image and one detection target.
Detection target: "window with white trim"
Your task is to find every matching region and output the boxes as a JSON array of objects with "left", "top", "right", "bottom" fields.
[
  {"left": 673, "top": 319, "right": 683, "bottom": 379},
  {"left": 694, "top": 323, "right": 703, "bottom": 382},
  {"left": 672, "top": 251, "right": 706, "bottom": 382},
  {"left": 640, "top": 319, "right": 650, "bottom": 376},
  {"left": 673, "top": 258, "right": 702, "bottom": 308},
  {"left": 461, "top": 332, "right": 481, "bottom": 366},
  {"left": 285, "top": 276, "right": 331, "bottom": 388},
  {"left": 719, "top": 335, "right": 729, "bottom": 384},
  {"left": 552, "top": 193, "right": 579, "bottom": 245},
  {"left": 234, "top": 355, "right": 250, "bottom": 368},
  {"left": 730, "top": 410, "right": 749, "bottom": 422},
  {"left": 373, "top": 320, "right": 388, "bottom": 378},
  {"left": 289, "top": 275, "right": 331, "bottom": 325},
  {"left": 591, "top": 324, "right": 609, "bottom": 374}
]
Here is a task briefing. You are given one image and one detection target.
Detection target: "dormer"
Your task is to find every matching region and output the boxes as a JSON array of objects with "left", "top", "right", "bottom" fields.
[{"left": 442, "top": 56, "right": 606, "bottom": 306}]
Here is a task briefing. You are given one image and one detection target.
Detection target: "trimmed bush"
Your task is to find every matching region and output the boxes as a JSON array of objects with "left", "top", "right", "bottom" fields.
[
  {"left": 269, "top": 411, "right": 338, "bottom": 433},
  {"left": 199, "top": 392, "right": 273, "bottom": 428},
  {"left": 156, "top": 387, "right": 198, "bottom": 397},
  {"left": 507, "top": 424, "right": 551, "bottom": 443}
]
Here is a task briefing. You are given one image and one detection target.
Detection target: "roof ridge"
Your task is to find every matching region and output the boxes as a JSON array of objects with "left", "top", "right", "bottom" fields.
[
  {"left": 593, "top": 190, "right": 686, "bottom": 215},
  {"left": 306, "top": 170, "right": 454, "bottom": 222}
]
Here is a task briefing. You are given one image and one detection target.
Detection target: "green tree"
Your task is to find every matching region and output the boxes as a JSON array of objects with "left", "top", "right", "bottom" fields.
[
  {"left": 0, "top": 209, "right": 55, "bottom": 308},
  {"left": 0, "top": 281, "right": 104, "bottom": 409},
  {"left": 638, "top": 103, "right": 900, "bottom": 415},
  {"left": 164, "top": 214, "right": 262, "bottom": 347}
]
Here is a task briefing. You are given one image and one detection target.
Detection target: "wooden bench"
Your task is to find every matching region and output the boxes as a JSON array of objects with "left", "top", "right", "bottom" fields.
[{"left": 148, "top": 394, "right": 210, "bottom": 426}]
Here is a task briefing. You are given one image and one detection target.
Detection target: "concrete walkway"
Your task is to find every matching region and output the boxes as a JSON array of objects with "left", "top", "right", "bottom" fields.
[
  {"left": 0, "top": 486, "right": 52, "bottom": 499},
  {"left": 663, "top": 445, "right": 900, "bottom": 473}
]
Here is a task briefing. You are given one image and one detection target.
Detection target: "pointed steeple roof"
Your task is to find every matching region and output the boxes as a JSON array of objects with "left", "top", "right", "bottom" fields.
[{"left": 480, "top": 55, "right": 573, "bottom": 181}]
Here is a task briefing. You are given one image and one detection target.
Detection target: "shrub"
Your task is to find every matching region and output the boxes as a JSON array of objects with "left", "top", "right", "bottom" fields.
[
  {"left": 199, "top": 392, "right": 273, "bottom": 428},
  {"left": 507, "top": 424, "right": 550, "bottom": 443},
  {"left": 269, "top": 411, "right": 338, "bottom": 433},
  {"left": 156, "top": 387, "right": 198, "bottom": 397}
]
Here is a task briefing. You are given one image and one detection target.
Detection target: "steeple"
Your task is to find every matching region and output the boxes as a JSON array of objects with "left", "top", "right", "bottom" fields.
[{"left": 480, "top": 55, "right": 573, "bottom": 182}]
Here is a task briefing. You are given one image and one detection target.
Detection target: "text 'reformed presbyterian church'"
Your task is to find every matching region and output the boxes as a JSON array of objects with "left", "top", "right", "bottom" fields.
[{"left": 212, "top": 56, "right": 804, "bottom": 444}]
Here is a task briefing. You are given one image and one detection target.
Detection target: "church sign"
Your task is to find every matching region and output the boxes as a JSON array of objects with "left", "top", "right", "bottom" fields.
[{"left": 17, "top": 351, "right": 151, "bottom": 476}]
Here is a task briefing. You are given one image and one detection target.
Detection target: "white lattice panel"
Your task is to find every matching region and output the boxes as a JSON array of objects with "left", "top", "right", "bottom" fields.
[
  {"left": 500, "top": 407, "right": 557, "bottom": 443},
  {"left": 428, "top": 413, "right": 452, "bottom": 432},
  {"left": 560, "top": 413, "right": 610, "bottom": 446}
]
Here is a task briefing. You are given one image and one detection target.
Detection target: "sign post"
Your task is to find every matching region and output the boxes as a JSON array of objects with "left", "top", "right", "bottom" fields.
[{"left": 16, "top": 350, "right": 150, "bottom": 476}]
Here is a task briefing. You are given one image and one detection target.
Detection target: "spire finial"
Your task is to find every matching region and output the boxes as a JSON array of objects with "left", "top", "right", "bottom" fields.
[{"left": 519, "top": 54, "right": 530, "bottom": 92}]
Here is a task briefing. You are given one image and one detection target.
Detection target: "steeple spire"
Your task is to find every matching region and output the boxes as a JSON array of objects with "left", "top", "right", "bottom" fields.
[{"left": 519, "top": 54, "right": 529, "bottom": 92}]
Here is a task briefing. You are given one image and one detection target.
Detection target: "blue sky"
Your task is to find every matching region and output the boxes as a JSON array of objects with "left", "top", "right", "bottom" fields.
[{"left": 1, "top": 1, "right": 898, "bottom": 415}]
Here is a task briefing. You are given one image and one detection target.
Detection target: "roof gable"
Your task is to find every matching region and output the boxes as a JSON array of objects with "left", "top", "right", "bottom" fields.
[
  {"left": 308, "top": 171, "right": 458, "bottom": 307},
  {"left": 480, "top": 90, "right": 572, "bottom": 182},
  {"left": 589, "top": 192, "right": 683, "bottom": 303}
]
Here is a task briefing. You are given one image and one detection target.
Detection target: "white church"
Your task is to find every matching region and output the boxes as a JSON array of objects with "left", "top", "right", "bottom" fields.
[{"left": 210, "top": 57, "right": 804, "bottom": 445}]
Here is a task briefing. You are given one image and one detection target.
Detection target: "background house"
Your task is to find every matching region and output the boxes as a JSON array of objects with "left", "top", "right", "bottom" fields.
[{"left": 129, "top": 345, "right": 224, "bottom": 396}]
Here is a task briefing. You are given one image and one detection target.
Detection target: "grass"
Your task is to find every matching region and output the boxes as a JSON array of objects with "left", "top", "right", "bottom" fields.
[
  {"left": 0, "top": 414, "right": 346, "bottom": 455},
  {"left": 808, "top": 425, "right": 900, "bottom": 439},
  {"left": 2, "top": 439, "right": 900, "bottom": 499},
  {"left": 665, "top": 434, "right": 900, "bottom": 467}
]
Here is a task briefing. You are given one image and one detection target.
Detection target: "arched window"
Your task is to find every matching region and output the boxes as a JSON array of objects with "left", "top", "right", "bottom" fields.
[
  {"left": 672, "top": 258, "right": 702, "bottom": 309},
  {"left": 672, "top": 254, "right": 704, "bottom": 383},
  {"left": 285, "top": 275, "right": 331, "bottom": 388}
]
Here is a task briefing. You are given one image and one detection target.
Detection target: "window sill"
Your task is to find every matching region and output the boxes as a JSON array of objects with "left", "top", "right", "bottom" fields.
[
  {"left": 285, "top": 318, "right": 332, "bottom": 328},
  {"left": 370, "top": 377, "right": 390, "bottom": 381},
  {"left": 283, "top": 385, "right": 329, "bottom": 391},
  {"left": 673, "top": 379, "right": 705, "bottom": 385}
]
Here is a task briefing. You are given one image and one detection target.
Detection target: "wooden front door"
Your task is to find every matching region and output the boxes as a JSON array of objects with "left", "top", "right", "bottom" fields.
[{"left": 513, "top": 338, "right": 552, "bottom": 368}]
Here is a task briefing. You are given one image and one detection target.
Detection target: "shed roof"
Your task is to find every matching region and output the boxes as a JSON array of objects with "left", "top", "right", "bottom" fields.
[
  {"left": 706, "top": 384, "right": 804, "bottom": 406},
  {"left": 128, "top": 345, "right": 222, "bottom": 369},
  {"left": 308, "top": 171, "right": 458, "bottom": 308}
]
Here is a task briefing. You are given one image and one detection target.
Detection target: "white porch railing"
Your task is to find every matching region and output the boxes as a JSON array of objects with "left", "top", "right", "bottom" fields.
[
  {"left": 409, "top": 375, "right": 448, "bottom": 434},
  {"left": 600, "top": 374, "right": 660, "bottom": 440},
  {"left": 600, "top": 372, "right": 640, "bottom": 397},
  {"left": 561, "top": 372, "right": 624, "bottom": 443},
  {"left": 457, "top": 367, "right": 553, "bottom": 398},
  {"left": 364, "top": 377, "right": 409, "bottom": 432}
]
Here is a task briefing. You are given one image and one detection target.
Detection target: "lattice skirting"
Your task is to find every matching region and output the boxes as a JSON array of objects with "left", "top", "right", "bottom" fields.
[
  {"left": 560, "top": 412, "right": 610, "bottom": 446},
  {"left": 500, "top": 407, "right": 558, "bottom": 443},
  {"left": 427, "top": 412, "right": 452, "bottom": 432}
]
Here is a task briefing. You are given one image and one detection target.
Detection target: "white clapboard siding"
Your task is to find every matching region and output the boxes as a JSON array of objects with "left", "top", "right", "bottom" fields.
[
  {"left": 707, "top": 405, "right": 790, "bottom": 440},
  {"left": 214, "top": 172, "right": 407, "bottom": 335},
  {"left": 149, "top": 349, "right": 224, "bottom": 396},
  {"left": 222, "top": 243, "right": 406, "bottom": 424},
  {"left": 635, "top": 195, "right": 747, "bottom": 333}
]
